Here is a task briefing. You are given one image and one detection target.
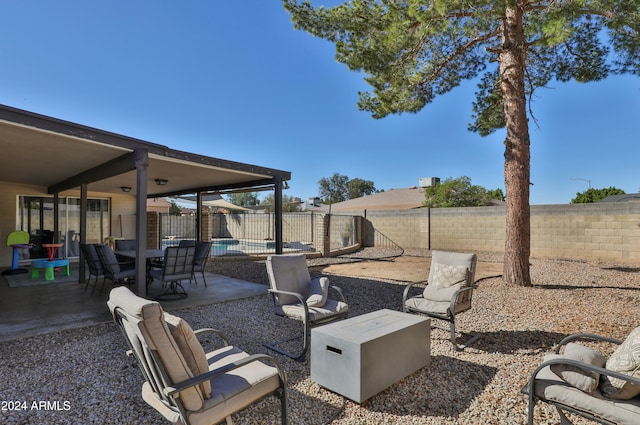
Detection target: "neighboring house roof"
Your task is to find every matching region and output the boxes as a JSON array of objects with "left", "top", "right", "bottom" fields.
[
  {"left": 0, "top": 104, "right": 290, "bottom": 197},
  {"left": 146, "top": 197, "right": 172, "bottom": 213},
  {"left": 318, "top": 187, "right": 427, "bottom": 212},
  {"left": 598, "top": 193, "right": 640, "bottom": 202}
]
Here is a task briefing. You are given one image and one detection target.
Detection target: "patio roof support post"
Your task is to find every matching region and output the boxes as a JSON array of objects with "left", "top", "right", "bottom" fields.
[
  {"left": 274, "top": 177, "right": 283, "bottom": 254},
  {"left": 79, "top": 184, "right": 88, "bottom": 283},
  {"left": 196, "top": 191, "right": 202, "bottom": 242},
  {"left": 134, "top": 149, "right": 149, "bottom": 297},
  {"left": 53, "top": 192, "right": 59, "bottom": 246}
]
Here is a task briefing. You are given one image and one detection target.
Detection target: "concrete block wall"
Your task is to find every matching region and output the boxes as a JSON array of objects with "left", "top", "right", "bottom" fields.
[
  {"left": 355, "top": 202, "right": 640, "bottom": 263},
  {"left": 430, "top": 206, "right": 505, "bottom": 252},
  {"left": 529, "top": 203, "right": 640, "bottom": 262},
  {"left": 359, "top": 209, "right": 430, "bottom": 249}
]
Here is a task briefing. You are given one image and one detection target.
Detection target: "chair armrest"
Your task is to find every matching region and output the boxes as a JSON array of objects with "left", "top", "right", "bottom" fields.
[
  {"left": 194, "top": 328, "right": 230, "bottom": 347},
  {"left": 402, "top": 280, "right": 428, "bottom": 304},
  {"left": 267, "top": 288, "right": 310, "bottom": 322},
  {"left": 449, "top": 286, "right": 474, "bottom": 309},
  {"left": 268, "top": 288, "right": 306, "bottom": 305},
  {"left": 554, "top": 333, "right": 623, "bottom": 353},
  {"left": 523, "top": 355, "right": 640, "bottom": 398},
  {"left": 164, "top": 353, "right": 288, "bottom": 398},
  {"left": 328, "top": 285, "right": 347, "bottom": 303}
]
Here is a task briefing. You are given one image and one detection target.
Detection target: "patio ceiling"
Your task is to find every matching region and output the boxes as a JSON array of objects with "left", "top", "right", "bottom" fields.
[{"left": 0, "top": 105, "right": 290, "bottom": 197}]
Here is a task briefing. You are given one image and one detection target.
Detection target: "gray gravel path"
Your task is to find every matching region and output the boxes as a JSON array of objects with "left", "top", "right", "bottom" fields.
[{"left": 1, "top": 249, "right": 638, "bottom": 424}]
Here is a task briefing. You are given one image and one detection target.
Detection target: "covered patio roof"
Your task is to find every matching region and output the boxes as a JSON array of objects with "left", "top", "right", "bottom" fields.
[
  {"left": 0, "top": 105, "right": 290, "bottom": 196},
  {"left": 0, "top": 104, "right": 290, "bottom": 296}
]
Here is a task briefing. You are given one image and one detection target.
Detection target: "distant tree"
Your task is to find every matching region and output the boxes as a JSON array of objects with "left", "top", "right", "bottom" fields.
[
  {"left": 424, "top": 176, "right": 491, "bottom": 208},
  {"left": 227, "top": 192, "right": 260, "bottom": 207},
  {"left": 571, "top": 187, "right": 625, "bottom": 203},
  {"left": 261, "top": 194, "right": 302, "bottom": 212},
  {"left": 487, "top": 188, "right": 506, "bottom": 202},
  {"left": 347, "top": 177, "right": 377, "bottom": 199},
  {"left": 283, "top": 0, "right": 640, "bottom": 287},
  {"left": 169, "top": 201, "right": 182, "bottom": 216},
  {"left": 319, "top": 172, "right": 378, "bottom": 203},
  {"left": 319, "top": 173, "right": 350, "bottom": 203}
]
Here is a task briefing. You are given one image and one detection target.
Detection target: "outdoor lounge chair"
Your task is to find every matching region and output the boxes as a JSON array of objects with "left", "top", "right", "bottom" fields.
[
  {"left": 402, "top": 250, "right": 479, "bottom": 351},
  {"left": 265, "top": 253, "right": 348, "bottom": 361},
  {"left": 149, "top": 246, "right": 195, "bottom": 300},
  {"left": 523, "top": 329, "right": 640, "bottom": 424},
  {"left": 107, "top": 286, "right": 288, "bottom": 425}
]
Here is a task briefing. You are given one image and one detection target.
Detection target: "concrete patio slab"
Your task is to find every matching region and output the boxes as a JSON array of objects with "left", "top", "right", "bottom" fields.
[{"left": 0, "top": 264, "right": 267, "bottom": 342}]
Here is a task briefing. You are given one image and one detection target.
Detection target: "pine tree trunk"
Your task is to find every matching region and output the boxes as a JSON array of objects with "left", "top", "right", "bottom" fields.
[{"left": 499, "top": 6, "right": 531, "bottom": 286}]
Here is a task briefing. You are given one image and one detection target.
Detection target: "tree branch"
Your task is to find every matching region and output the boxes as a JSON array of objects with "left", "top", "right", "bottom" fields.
[{"left": 417, "top": 27, "right": 502, "bottom": 86}]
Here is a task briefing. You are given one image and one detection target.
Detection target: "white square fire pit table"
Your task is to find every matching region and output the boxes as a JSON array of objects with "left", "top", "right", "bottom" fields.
[{"left": 311, "top": 309, "right": 430, "bottom": 403}]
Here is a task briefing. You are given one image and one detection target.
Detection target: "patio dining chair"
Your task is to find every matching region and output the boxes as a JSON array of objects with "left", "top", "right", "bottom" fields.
[
  {"left": 107, "top": 286, "right": 288, "bottom": 425},
  {"left": 149, "top": 246, "right": 195, "bottom": 300},
  {"left": 402, "top": 250, "right": 479, "bottom": 351},
  {"left": 265, "top": 253, "right": 348, "bottom": 361},
  {"left": 192, "top": 241, "right": 212, "bottom": 287},
  {"left": 95, "top": 244, "right": 136, "bottom": 294},
  {"left": 80, "top": 243, "right": 104, "bottom": 294}
]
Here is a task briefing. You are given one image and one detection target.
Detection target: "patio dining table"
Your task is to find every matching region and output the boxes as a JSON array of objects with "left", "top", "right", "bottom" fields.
[
  {"left": 116, "top": 249, "right": 165, "bottom": 261},
  {"left": 115, "top": 249, "right": 165, "bottom": 286}
]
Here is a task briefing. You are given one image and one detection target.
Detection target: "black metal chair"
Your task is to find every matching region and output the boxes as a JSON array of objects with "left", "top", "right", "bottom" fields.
[
  {"left": 95, "top": 244, "right": 136, "bottom": 294},
  {"left": 149, "top": 246, "right": 195, "bottom": 300},
  {"left": 80, "top": 243, "right": 104, "bottom": 294},
  {"left": 192, "top": 241, "right": 212, "bottom": 287}
]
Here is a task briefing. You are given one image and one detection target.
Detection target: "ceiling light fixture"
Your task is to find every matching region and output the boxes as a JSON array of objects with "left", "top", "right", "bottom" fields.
[
  {"left": 121, "top": 186, "right": 132, "bottom": 192},
  {"left": 154, "top": 179, "right": 168, "bottom": 186}
]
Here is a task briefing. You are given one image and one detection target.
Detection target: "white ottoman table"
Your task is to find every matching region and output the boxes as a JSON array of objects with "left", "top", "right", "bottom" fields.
[{"left": 311, "top": 309, "right": 430, "bottom": 403}]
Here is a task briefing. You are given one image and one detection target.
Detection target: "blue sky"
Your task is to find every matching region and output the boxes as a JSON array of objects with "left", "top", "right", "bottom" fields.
[{"left": 1, "top": 1, "right": 638, "bottom": 205}]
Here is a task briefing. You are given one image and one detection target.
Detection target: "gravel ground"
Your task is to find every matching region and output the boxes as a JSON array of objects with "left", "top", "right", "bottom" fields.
[{"left": 1, "top": 249, "right": 638, "bottom": 424}]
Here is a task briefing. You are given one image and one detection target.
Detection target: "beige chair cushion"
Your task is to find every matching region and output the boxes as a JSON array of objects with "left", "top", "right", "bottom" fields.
[
  {"left": 186, "top": 345, "right": 282, "bottom": 423},
  {"left": 428, "top": 250, "right": 477, "bottom": 286},
  {"left": 548, "top": 343, "right": 606, "bottom": 393},
  {"left": 266, "top": 254, "right": 311, "bottom": 306},
  {"left": 279, "top": 299, "right": 348, "bottom": 322},
  {"left": 164, "top": 313, "right": 212, "bottom": 398},
  {"left": 306, "top": 277, "right": 329, "bottom": 307},
  {"left": 534, "top": 364, "right": 640, "bottom": 424},
  {"left": 429, "top": 262, "right": 468, "bottom": 288},
  {"left": 601, "top": 326, "right": 640, "bottom": 400},
  {"left": 107, "top": 287, "right": 205, "bottom": 412},
  {"left": 404, "top": 296, "right": 471, "bottom": 317},
  {"left": 422, "top": 285, "right": 460, "bottom": 302}
]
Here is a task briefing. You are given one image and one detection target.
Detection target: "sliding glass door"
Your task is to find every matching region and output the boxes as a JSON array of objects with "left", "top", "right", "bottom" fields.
[{"left": 17, "top": 196, "right": 110, "bottom": 260}]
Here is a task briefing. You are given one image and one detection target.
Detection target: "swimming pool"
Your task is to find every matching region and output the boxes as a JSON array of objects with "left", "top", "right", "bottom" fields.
[
  {"left": 160, "top": 238, "right": 312, "bottom": 256},
  {"left": 210, "top": 238, "right": 276, "bottom": 256}
]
